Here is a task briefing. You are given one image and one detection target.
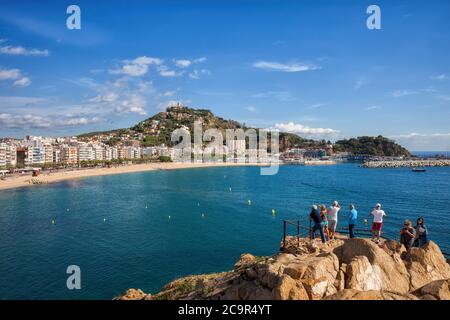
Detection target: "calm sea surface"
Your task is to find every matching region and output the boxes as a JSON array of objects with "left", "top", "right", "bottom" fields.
[{"left": 1, "top": 164, "right": 449, "bottom": 299}]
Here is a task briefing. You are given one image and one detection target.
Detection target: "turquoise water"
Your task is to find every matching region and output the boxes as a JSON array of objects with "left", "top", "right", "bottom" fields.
[{"left": 1, "top": 164, "right": 449, "bottom": 299}]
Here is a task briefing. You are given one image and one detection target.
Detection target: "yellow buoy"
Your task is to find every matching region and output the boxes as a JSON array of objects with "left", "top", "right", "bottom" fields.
[
  {"left": 248, "top": 200, "right": 252, "bottom": 206},
  {"left": 272, "top": 209, "right": 276, "bottom": 216},
  {"left": 51, "top": 219, "right": 55, "bottom": 225},
  {"left": 363, "top": 219, "right": 368, "bottom": 225}
]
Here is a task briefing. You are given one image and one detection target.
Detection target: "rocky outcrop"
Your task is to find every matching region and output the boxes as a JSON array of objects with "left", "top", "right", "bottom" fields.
[
  {"left": 115, "top": 237, "right": 450, "bottom": 300},
  {"left": 113, "top": 289, "right": 152, "bottom": 300},
  {"left": 411, "top": 279, "right": 450, "bottom": 300},
  {"left": 324, "top": 289, "right": 418, "bottom": 300},
  {"left": 335, "top": 238, "right": 410, "bottom": 292},
  {"left": 404, "top": 241, "right": 450, "bottom": 290}
]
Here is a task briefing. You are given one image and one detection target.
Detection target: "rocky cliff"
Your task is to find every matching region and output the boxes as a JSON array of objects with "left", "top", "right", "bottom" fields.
[{"left": 114, "top": 237, "right": 450, "bottom": 300}]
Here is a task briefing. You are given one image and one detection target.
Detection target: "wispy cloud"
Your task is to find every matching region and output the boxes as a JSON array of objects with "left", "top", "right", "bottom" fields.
[
  {"left": 189, "top": 69, "right": 210, "bottom": 79},
  {"left": 0, "top": 112, "right": 102, "bottom": 129},
  {"left": 245, "top": 105, "right": 257, "bottom": 113},
  {"left": 110, "top": 56, "right": 163, "bottom": 77},
  {"left": 273, "top": 121, "right": 339, "bottom": 137},
  {"left": 366, "top": 105, "right": 381, "bottom": 111},
  {"left": 431, "top": 74, "right": 448, "bottom": 81},
  {"left": 353, "top": 77, "right": 369, "bottom": 90},
  {"left": 251, "top": 91, "right": 295, "bottom": 102},
  {"left": 307, "top": 103, "right": 327, "bottom": 110},
  {"left": 253, "top": 61, "right": 319, "bottom": 73},
  {"left": 392, "top": 90, "right": 417, "bottom": 98},
  {"left": 174, "top": 57, "right": 206, "bottom": 68},
  {"left": 0, "top": 43, "right": 49, "bottom": 56},
  {"left": 0, "top": 68, "right": 30, "bottom": 87},
  {"left": 390, "top": 132, "right": 450, "bottom": 151}
]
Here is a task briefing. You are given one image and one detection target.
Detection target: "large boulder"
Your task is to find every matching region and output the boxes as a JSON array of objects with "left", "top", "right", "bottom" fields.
[
  {"left": 335, "top": 238, "right": 410, "bottom": 293},
  {"left": 325, "top": 289, "right": 418, "bottom": 300},
  {"left": 404, "top": 241, "right": 450, "bottom": 290},
  {"left": 411, "top": 279, "right": 450, "bottom": 300},
  {"left": 272, "top": 275, "right": 309, "bottom": 300},
  {"left": 346, "top": 256, "right": 382, "bottom": 291}
]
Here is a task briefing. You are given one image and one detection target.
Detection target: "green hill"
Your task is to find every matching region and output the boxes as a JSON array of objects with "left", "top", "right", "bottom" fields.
[{"left": 78, "top": 105, "right": 411, "bottom": 156}]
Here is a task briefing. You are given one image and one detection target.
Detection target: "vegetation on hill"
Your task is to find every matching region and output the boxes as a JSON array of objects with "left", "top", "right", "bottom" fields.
[
  {"left": 78, "top": 106, "right": 411, "bottom": 156},
  {"left": 333, "top": 135, "right": 411, "bottom": 157}
]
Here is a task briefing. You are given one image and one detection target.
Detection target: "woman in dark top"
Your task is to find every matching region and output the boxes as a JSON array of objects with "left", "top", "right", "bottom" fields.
[
  {"left": 400, "top": 219, "right": 416, "bottom": 250},
  {"left": 415, "top": 217, "right": 429, "bottom": 247},
  {"left": 309, "top": 205, "right": 326, "bottom": 243}
]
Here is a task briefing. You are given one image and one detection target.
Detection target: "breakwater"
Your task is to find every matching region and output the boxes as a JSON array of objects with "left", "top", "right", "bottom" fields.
[{"left": 363, "top": 159, "right": 450, "bottom": 168}]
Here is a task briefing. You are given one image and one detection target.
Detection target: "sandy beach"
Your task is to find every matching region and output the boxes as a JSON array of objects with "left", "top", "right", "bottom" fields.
[{"left": 0, "top": 162, "right": 273, "bottom": 191}]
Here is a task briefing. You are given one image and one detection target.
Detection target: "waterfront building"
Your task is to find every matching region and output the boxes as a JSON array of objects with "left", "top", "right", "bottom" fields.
[
  {"left": 61, "top": 146, "right": 78, "bottom": 165},
  {"left": 78, "top": 144, "right": 95, "bottom": 162},
  {"left": 53, "top": 149, "right": 61, "bottom": 164}
]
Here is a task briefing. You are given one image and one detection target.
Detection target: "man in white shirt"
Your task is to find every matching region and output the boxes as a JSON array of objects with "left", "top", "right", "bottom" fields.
[
  {"left": 328, "top": 201, "right": 340, "bottom": 240},
  {"left": 370, "top": 203, "right": 387, "bottom": 243}
]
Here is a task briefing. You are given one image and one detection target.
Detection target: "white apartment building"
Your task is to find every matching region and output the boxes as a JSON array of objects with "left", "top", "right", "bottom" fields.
[
  {"left": 53, "top": 149, "right": 61, "bottom": 164},
  {"left": 78, "top": 144, "right": 95, "bottom": 162},
  {"left": 43, "top": 145, "right": 54, "bottom": 164},
  {"left": 93, "top": 146, "right": 105, "bottom": 161}
]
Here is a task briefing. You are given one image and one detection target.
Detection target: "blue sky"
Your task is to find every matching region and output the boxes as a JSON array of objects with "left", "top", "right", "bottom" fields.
[{"left": 1, "top": 0, "right": 450, "bottom": 150}]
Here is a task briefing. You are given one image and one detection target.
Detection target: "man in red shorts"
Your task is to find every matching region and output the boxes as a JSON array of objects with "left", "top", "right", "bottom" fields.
[{"left": 370, "top": 203, "right": 386, "bottom": 243}]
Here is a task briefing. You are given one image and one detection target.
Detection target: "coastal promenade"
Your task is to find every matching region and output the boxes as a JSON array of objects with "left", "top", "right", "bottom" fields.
[{"left": 363, "top": 159, "right": 450, "bottom": 168}]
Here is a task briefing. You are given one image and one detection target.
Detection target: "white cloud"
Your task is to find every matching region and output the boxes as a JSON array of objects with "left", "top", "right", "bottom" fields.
[
  {"left": 251, "top": 91, "right": 294, "bottom": 102},
  {"left": 0, "top": 96, "right": 47, "bottom": 108},
  {"left": 431, "top": 74, "right": 448, "bottom": 81},
  {"left": 0, "top": 113, "right": 50, "bottom": 128},
  {"left": 253, "top": 61, "right": 319, "bottom": 73},
  {"left": 0, "top": 68, "right": 30, "bottom": 88},
  {"left": 273, "top": 122, "right": 339, "bottom": 137},
  {"left": 110, "top": 56, "right": 162, "bottom": 77},
  {"left": 174, "top": 57, "right": 206, "bottom": 68},
  {"left": 353, "top": 78, "right": 369, "bottom": 90},
  {"left": 0, "top": 68, "right": 21, "bottom": 80},
  {"left": 246, "top": 106, "right": 257, "bottom": 112},
  {"left": 436, "top": 94, "right": 450, "bottom": 101},
  {"left": 0, "top": 45, "right": 49, "bottom": 56},
  {"left": 174, "top": 59, "right": 192, "bottom": 68},
  {"left": 89, "top": 92, "right": 119, "bottom": 103},
  {"left": 0, "top": 113, "right": 100, "bottom": 129},
  {"left": 392, "top": 90, "right": 418, "bottom": 98},
  {"left": 13, "top": 77, "right": 31, "bottom": 87},
  {"left": 366, "top": 105, "right": 381, "bottom": 111},
  {"left": 390, "top": 132, "right": 450, "bottom": 151},
  {"left": 157, "top": 65, "right": 182, "bottom": 77},
  {"left": 188, "top": 69, "right": 210, "bottom": 79},
  {"left": 307, "top": 103, "right": 327, "bottom": 109},
  {"left": 116, "top": 94, "right": 147, "bottom": 115}
]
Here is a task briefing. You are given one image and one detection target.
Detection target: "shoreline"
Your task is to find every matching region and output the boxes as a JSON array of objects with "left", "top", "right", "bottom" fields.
[{"left": 0, "top": 162, "right": 274, "bottom": 191}]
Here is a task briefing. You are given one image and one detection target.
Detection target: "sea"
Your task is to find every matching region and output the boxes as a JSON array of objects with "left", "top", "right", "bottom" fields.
[{"left": 1, "top": 163, "right": 449, "bottom": 299}]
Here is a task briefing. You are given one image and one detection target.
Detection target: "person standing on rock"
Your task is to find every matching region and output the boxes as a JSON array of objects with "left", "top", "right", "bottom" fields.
[
  {"left": 415, "top": 217, "right": 429, "bottom": 247},
  {"left": 320, "top": 205, "right": 330, "bottom": 241},
  {"left": 348, "top": 204, "right": 358, "bottom": 238},
  {"left": 400, "top": 220, "right": 416, "bottom": 250},
  {"left": 328, "top": 201, "right": 340, "bottom": 240},
  {"left": 370, "top": 203, "right": 386, "bottom": 243},
  {"left": 309, "top": 205, "right": 326, "bottom": 243}
]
